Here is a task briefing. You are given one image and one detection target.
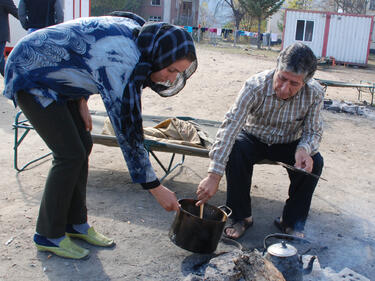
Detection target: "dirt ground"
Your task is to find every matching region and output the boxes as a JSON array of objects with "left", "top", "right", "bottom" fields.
[{"left": 1, "top": 44, "right": 375, "bottom": 281}]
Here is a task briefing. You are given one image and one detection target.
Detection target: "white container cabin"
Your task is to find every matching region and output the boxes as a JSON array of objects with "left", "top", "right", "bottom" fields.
[{"left": 282, "top": 9, "right": 374, "bottom": 65}]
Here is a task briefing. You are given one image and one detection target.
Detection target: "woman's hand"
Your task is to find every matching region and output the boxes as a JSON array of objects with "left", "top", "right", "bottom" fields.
[
  {"left": 149, "top": 185, "right": 180, "bottom": 212},
  {"left": 196, "top": 173, "right": 222, "bottom": 206},
  {"left": 78, "top": 98, "right": 92, "bottom": 132}
]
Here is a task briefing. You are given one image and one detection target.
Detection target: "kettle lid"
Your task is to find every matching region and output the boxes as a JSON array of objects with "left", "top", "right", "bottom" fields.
[{"left": 267, "top": 241, "right": 297, "bottom": 257}]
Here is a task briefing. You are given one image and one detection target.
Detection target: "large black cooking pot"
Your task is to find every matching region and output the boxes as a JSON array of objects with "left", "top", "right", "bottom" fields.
[{"left": 169, "top": 199, "right": 232, "bottom": 254}]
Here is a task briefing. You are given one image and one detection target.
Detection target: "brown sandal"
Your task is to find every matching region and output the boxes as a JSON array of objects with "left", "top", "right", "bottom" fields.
[
  {"left": 223, "top": 218, "right": 253, "bottom": 239},
  {"left": 274, "top": 217, "right": 305, "bottom": 238}
]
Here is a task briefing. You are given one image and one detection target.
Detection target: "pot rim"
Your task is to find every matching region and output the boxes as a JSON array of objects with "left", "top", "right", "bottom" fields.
[{"left": 178, "top": 198, "right": 228, "bottom": 223}]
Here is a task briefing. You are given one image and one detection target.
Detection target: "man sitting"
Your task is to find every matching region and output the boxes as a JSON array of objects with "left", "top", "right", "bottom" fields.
[{"left": 196, "top": 42, "right": 324, "bottom": 239}]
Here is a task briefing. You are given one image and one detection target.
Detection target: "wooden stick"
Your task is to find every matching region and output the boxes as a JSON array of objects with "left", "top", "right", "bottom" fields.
[
  {"left": 200, "top": 204, "right": 204, "bottom": 219},
  {"left": 222, "top": 214, "right": 227, "bottom": 222}
]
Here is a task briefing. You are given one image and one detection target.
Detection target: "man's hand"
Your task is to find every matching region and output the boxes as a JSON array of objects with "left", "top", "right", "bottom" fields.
[
  {"left": 196, "top": 173, "right": 222, "bottom": 206},
  {"left": 295, "top": 147, "right": 313, "bottom": 173},
  {"left": 78, "top": 98, "right": 92, "bottom": 132},
  {"left": 149, "top": 185, "right": 180, "bottom": 212}
]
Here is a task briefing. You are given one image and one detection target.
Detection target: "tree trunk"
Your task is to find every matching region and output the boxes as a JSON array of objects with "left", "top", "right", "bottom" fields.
[
  {"left": 234, "top": 16, "right": 241, "bottom": 47},
  {"left": 257, "top": 17, "right": 262, "bottom": 49}
]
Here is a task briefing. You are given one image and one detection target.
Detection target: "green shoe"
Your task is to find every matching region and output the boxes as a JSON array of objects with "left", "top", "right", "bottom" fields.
[
  {"left": 67, "top": 227, "right": 115, "bottom": 247},
  {"left": 34, "top": 234, "right": 89, "bottom": 259}
]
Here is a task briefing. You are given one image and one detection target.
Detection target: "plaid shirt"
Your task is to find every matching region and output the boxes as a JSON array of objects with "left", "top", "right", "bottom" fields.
[{"left": 208, "top": 69, "right": 324, "bottom": 176}]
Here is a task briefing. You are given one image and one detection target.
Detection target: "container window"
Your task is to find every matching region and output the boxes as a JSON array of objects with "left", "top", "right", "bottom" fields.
[
  {"left": 295, "top": 20, "right": 305, "bottom": 41},
  {"left": 304, "top": 21, "right": 314, "bottom": 41},
  {"left": 295, "top": 20, "right": 314, "bottom": 42}
]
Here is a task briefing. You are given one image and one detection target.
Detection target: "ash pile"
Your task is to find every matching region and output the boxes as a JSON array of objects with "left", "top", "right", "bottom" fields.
[
  {"left": 323, "top": 99, "right": 375, "bottom": 120},
  {"left": 182, "top": 249, "right": 370, "bottom": 281}
]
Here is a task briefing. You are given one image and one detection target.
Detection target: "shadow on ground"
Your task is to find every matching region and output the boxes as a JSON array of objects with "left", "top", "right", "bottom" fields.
[{"left": 83, "top": 167, "right": 375, "bottom": 280}]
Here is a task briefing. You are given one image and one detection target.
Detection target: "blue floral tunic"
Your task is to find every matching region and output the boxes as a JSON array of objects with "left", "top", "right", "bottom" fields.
[{"left": 3, "top": 16, "right": 158, "bottom": 184}]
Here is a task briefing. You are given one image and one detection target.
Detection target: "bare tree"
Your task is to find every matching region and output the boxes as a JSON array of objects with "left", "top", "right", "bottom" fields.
[
  {"left": 287, "top": 0, "right": 313, "bottom": 9},
  {"left": 221, "top": 0, "right": 247, "bottom": 46},
  {"left": 199, "top": 1, "right": 212, "bottom": 27},
  {"left": 333, "top": 0, "right": 369, "bottom": 13}
]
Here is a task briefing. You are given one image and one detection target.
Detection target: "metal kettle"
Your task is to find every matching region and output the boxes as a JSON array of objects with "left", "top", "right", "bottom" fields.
[{"left": 263, "top": 233, "right": 313, "bottom": 281}]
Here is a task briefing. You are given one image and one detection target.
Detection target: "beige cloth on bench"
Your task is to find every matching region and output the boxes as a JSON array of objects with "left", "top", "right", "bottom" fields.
[{"left": 102, "top": 117, "right": 213, "bottom": 149}]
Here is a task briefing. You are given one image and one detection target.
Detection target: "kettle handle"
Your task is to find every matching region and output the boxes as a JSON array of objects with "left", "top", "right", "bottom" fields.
[
  {"left": 263, "top": 233, "right": 310, "bottom": 249},
  {"left": 218, "top": 205, "right": 232, "bottom": 218}
]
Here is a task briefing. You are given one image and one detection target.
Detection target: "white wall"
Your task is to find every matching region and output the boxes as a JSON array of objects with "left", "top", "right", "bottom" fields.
[
  {"left": 283, "top": 10, "right": 326, "bottom": 57},
  {"left": 326, "top": 14, "right": 373, "bottom": 64},
  {"left": 163, "top": 0, "right": 171, "bottom": 23},
  {"left": 64, "top": 0, "right": 90, "bottom": 21}
]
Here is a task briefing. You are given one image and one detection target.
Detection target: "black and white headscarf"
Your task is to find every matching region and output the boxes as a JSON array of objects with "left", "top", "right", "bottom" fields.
[{"left": 111, "top": 12, "right": 197, "bottom": 148}]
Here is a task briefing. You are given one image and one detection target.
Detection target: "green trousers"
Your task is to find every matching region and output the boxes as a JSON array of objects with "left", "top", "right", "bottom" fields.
[{"left": 17, "top": 91, "right": 93, "bottom": 238}]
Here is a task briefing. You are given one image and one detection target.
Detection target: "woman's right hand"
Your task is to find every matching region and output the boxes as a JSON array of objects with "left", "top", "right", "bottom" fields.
[
  {"left": 149, "top": 185, "right": 180, "bottom": 212},
  {"left": 78, "top": 98, "right": 92, "bottom": 131}
]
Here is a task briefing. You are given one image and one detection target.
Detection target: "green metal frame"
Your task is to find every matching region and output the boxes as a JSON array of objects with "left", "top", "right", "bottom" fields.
[
  {"left": 13, "top": 111, "right": 52, "bottom": 172},
  {"left": 316, "top": 78, "right": 375, "bottom": 105},
  {"left": 12, "top": 111, "right": 187, "bottom": 181},
  {"left": 148, "top": 150, "right": 185, "bottom": 182}
]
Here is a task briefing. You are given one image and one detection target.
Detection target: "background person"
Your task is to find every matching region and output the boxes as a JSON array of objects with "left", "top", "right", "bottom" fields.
[
  {"left": 0, "top": 0, "right": 18, "bottom": 77},
  {"left": 196, "top": 42, "right": 324, "bottom": 239},
  {"left": 18, "top": 0, "right": 63, "bottom": 33},
  {"left": 3, "top": 12, "right": 197, "bottom": 259}
]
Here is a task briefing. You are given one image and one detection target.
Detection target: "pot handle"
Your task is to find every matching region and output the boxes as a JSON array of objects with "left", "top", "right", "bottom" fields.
[
  {"left": 218, "top": 205, "right": 232, "bottom": 219},
  {"left": 263, "top": 233, "right": 310, "bottom": 250}
]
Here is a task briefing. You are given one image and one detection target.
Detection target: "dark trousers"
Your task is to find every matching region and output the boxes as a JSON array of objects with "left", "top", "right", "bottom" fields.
[
  {"left": 17, "top": 91, "right": 93, "bottom": 238},
  {"left": 0, "top": 41, "right": 5, "bottom": 77},
  {"left": 225, "top": 130, "right": 324, "bottom": 231}
]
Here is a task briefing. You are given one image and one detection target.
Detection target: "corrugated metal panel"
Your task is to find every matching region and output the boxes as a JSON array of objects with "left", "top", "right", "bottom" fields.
[
  {"left": 326, "top": 15, "right": 372, "bottom": 64},
  {"left": 283, "top": 10, "right": 326, "bottom": 57}
]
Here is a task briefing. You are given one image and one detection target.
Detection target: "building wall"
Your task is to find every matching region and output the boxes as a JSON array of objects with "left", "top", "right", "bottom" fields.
[
  {"left": 142, "top": 0, "right": 164, "bottom": 22},
  {"left": 170, "top": 0, "right": 178, "bottom": 24},
  {"left": 140, "top": 0, "right": 199, "bottom": 26},
  {"left": 163, "top": 0, "right": 171, "bottom": 23},
  {"left": 266, "top": 8, "right": 284, "bottom": 39},
  {"left": 173, "top": 0, "right": 199, "bottom": 26}
]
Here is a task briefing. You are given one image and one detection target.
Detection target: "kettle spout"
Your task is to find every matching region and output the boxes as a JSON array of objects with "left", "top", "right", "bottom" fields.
[{"left": 303, "top": 255, "right": 316, "bottom": 275}]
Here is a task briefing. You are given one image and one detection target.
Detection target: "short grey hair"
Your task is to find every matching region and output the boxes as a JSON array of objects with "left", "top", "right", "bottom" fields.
[{"left": 276, "top": 43, "right": 317, "bottom": 82}]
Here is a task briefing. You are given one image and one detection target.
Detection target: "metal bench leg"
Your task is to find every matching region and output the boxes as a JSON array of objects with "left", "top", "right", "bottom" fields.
[
  {"left": 148, "top": 150, "right": 185, "bottom": 182},
  {"left": 357, "top": 88, "right": 362, "bottom": 101},
  {"left": 13, "top": 111, "right": 52, "bottom": 172}
]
